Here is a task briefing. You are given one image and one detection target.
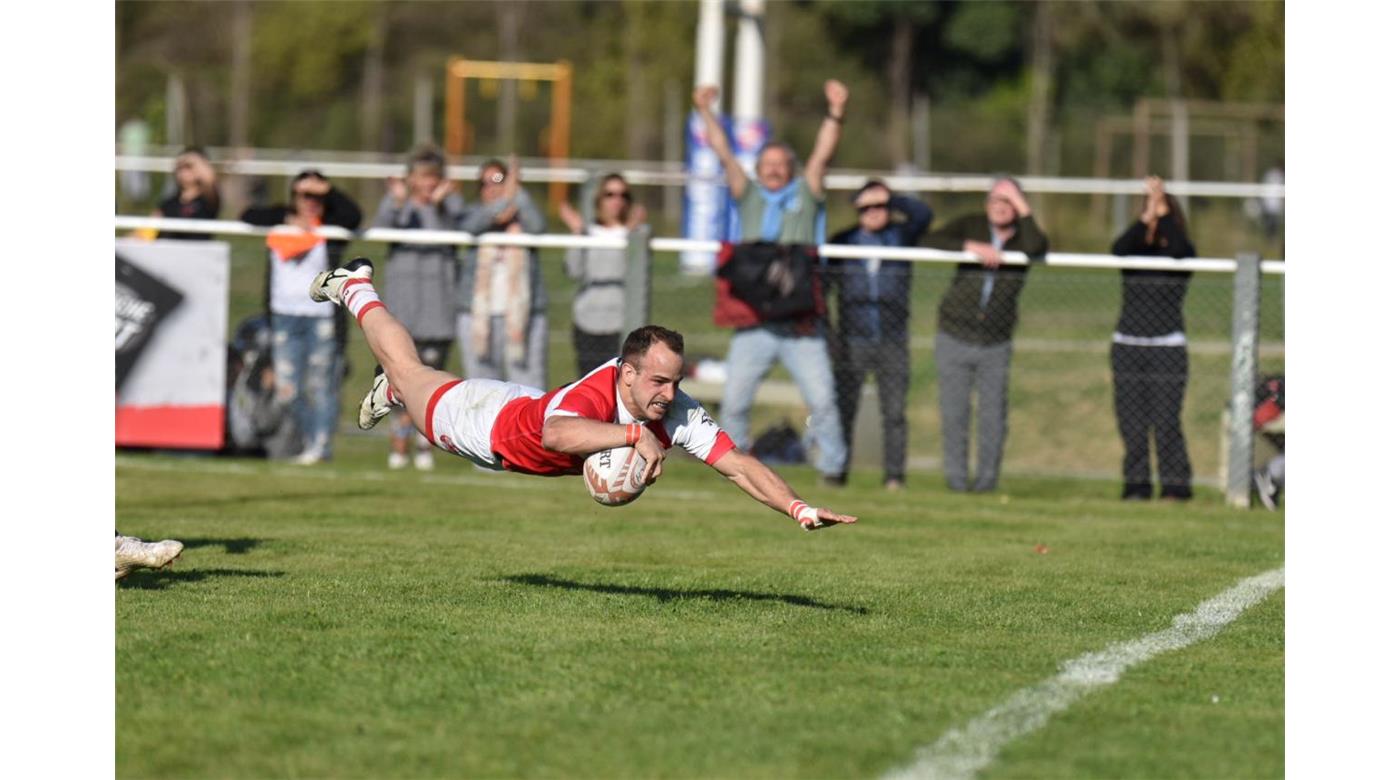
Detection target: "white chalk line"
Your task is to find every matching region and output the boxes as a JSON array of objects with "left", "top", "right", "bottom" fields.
[
  {"left": 883, "top": 567, "right": 1284, "bottom": 780},
  {"left": 114, "top": 455, "right": 722, "bottom": 501}
]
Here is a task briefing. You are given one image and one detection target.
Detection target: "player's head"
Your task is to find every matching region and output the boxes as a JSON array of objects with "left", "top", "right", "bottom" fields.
[
  {"left": 757, "top": 141, "right": 797, "bottom": 191},
  {"left": 618, "top": 325, "right": 685, "bottom": 422},
  {"left": 406, "top": 144, "right": 446, "bottom": 202}
]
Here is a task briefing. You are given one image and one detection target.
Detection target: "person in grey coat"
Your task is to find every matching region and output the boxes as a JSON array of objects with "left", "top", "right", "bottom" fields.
[
  {"left": 373, "top": 144, "right": 466, "bottom": 470},
  {"left": 558, "top": 173, "right": 649, "bottom": 374},
  {"left": 456, "top": 155, "right": 549, "bottom": 390}
]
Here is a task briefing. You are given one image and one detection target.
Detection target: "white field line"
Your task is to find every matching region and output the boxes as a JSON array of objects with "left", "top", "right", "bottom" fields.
[
  {"left": 883, "top": 567, "right": 1285, "bottom": 780},
  {"left": 114, "top": 456, "right": 721, "bottom": 501}
]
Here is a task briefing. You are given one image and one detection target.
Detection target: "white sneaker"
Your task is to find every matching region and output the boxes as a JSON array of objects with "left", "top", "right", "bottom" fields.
[
  {"left": 292, "top": 449, "right": 326, "bottom": 466},
  {"left": 414, "top": 450, "right": 435, "bottom": 471},
  {"left": 388, "top": 452, "right": 409, "bottom": 470},
  {"left": 359, "top": 366, "right": 394, "bottom": 430},
  {"left": 115, "top": 535, "right": 183, "bottom": 579},
  {"left": 309, "top": 257, "right": 374, "bottom": 305}
]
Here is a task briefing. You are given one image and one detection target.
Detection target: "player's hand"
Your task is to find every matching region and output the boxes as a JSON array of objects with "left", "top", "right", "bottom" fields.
[
  {"left": 634, "top": 427, "right": 667, "bottom": 484},
  {"left": 796, "top": 504, "right": 857, "bottom": 532},
  {"left": 965, "top": 239, "right": 1002, "bottom": 269},
  {"left": 693, "top": 84, "right": 719, "bottom": 114}
]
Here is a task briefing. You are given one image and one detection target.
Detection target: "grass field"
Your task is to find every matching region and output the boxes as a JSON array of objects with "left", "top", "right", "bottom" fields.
[{"left": 116, "top": 440, "right": 1284, "bottom": 779}]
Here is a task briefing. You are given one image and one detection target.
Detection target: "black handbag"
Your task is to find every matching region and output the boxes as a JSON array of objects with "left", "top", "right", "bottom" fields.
[{"left": 715, "top": 241, "right": 823, "bottom": 322}]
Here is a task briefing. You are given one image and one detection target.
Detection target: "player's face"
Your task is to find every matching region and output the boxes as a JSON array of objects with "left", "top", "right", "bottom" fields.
[
  {"left": 757, "top": 147, "right": 794, "bottom": 191},
  {"left": 625, "top": 344, "right": 683, "bottom": 421}
]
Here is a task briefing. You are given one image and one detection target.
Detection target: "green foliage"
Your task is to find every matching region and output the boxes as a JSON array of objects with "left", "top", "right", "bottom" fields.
[
  {"left": 943, "top": 0, "right": 1023, "bottom": 63},
  {"left": 113, "top": 1, "right": 1284, "bottom": 177}
]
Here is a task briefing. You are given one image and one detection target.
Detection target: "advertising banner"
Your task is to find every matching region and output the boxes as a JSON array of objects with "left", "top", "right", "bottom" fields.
[
  {"left": 681, "top": 110, "right": 733, "bottom": 275},
  {"left": 115, "top": 239, "right": 229, "bottom": 449}
]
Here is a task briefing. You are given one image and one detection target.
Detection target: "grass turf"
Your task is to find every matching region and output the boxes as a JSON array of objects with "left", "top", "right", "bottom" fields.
[{"left": 117, "top": 441, "right": 1283, "bottom": 779}]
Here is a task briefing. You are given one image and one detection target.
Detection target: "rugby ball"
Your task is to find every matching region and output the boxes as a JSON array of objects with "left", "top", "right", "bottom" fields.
[{"left": 582, "top": 446, "right": 649, "bottom": 506}]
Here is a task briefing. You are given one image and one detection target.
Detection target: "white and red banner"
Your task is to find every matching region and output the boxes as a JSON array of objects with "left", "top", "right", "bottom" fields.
[{"left": 115, "top": 238, "right": 229, "bottom": 449}]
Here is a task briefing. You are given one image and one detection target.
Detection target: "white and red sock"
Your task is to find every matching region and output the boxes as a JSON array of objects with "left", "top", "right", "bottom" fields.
[{"left": 342, "top": 279, "right": 384, "bottom": 325}]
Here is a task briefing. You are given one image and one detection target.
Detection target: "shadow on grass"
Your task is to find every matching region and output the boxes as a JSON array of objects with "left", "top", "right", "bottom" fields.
[
  {"left": 117, "top": 568, "right": 285, "bottom": 591},
  {"left": 503, "top": 573, "right": 868, "bottom": 614},
  {"left": 180, "top": 537, "right": 262, "bottom": 555}
]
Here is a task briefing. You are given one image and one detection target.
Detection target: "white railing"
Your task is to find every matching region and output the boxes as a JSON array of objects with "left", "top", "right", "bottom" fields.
[
  {"left": 114, "top": 154, "right": 1286, "bottom": 200},
  {"left": 113, "top": 216, "right": 1286, "bottom": 275}
]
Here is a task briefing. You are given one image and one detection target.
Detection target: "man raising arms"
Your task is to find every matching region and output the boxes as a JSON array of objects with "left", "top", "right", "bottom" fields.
[{"left": 310, "top": 258, "right": 857, "bottom": 531}]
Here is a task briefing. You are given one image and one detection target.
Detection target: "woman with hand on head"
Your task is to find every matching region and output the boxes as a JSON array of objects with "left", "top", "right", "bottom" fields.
[
  {"left": 559, "top": 173, "right": 648, "bottom": 375},
  {"left": 240, "top": 170, "right": 363, "bottom": 464},
  {"left": 1109, "top": 176, "right": 1196, "bottom": 501}
]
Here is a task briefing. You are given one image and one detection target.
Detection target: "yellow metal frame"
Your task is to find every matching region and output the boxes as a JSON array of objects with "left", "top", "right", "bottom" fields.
[{"left": 445, "top": 58, "right": 573, "bottom": 210}]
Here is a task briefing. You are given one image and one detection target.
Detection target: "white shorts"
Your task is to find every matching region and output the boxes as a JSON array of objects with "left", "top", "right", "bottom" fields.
[{"left": 424, "top": 378, "right": 543, "bottom": 470}]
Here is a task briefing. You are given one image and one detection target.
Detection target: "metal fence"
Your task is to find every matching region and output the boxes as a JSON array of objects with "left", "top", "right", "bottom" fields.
[{"left": 114, "top": 216, "right": 1283, "bottom": 501}]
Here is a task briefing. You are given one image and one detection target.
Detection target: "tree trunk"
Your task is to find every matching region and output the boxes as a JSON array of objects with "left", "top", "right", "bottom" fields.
[
  {"left": 1026, "top": 1, "right": 1056, "bottom": 175},
  {"left": 227, "top": 0, "right": 253, "bottom": 214},
  {"left": 495, "top": 0, "right": 521, "bottom": 154},
  {"left": 360, "top": 3, "right": 387, "bottom": 153},
  {"left": 886, "top": 17, "right": 913, "bottom": 168},
  {"left": 624, "top": 0, "right": 649, "bottom": 160}
]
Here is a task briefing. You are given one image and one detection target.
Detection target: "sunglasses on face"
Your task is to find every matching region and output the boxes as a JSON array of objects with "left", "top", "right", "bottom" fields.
[
  {"left": 601, "top": 189, "right": 631, "bottom": 200},
  {"left": 295, "top": 191, "right": 325, "bottom": 202},
  {"left": 856, "top": 202, "right": 889, "bottom": 214}
]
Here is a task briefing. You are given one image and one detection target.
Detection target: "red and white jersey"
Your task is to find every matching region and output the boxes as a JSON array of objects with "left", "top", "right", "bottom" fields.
[{"left": 489, "top": 360, "right": 735, "bottom": 476}]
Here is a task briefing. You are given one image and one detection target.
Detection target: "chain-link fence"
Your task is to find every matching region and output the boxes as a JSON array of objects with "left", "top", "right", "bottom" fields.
[
  {"left": 114, "top": 215, "right": 1284, "bottom": 498},
  {"left": 616, "top": 248, "right": 1283, "bottom": 495}
]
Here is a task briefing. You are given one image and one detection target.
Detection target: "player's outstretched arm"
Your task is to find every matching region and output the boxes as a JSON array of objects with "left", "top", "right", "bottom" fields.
[
  {"left": 541, "top": 417, "right": 667, "bottom": 482},
  {"left": 710, "top": 449, "right": 857, "bottom": 531}
]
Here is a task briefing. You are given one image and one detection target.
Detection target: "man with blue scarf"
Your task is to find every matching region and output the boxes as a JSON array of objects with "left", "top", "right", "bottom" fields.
[
  {"left": 693, "top": 80, "right": 850, "bottom": 485},
  {"left": 825, "top": 180, "right": 932, "bottom": 490}
]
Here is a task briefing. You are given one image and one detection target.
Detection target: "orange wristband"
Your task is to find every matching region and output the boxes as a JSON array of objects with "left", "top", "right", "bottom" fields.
[{"left": 625, "top": 423, "right": 642, "bottom": 447}]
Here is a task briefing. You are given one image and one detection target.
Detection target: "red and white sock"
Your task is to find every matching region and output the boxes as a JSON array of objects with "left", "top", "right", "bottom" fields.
[{"left": 342, "top": 279, "right": 384, "bottom": 325}]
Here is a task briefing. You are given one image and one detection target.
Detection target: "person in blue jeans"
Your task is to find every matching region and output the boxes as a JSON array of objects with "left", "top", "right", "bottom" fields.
[
  {"left": 693, "top": 80, "right": 850, "bottom": 484},
  {"left": 825, "top": 180, "right": 932, "bottom": 489},
  {"left": 241, "top": 170, "right": 363, "bottom": 463}
]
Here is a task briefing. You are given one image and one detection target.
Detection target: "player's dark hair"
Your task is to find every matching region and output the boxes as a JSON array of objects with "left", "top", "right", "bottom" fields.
[{"left": 621, "top": 325, "right": 684, "bottom": 368}]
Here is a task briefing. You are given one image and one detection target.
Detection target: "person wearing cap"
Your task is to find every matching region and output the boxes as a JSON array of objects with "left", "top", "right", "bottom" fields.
[{"left": 825, "top": 180, "right": 932, "bottom": 490}]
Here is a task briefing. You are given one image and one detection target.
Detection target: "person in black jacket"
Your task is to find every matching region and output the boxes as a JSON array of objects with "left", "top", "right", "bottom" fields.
[
  {"left": 240, "top": 170, "right": 362, "bottom": 463},
  {"left": 154, "top": 147, "right": 221, "bottom": 240},
  {"left": 927, "top": 178, "right": 1049, "bottom": 492},
  {"left": 1109, "top": 176, "right": 1195, "bottom": 500},
  {"left": 825, "top": 180, "right": 932, "bottom": 489}
]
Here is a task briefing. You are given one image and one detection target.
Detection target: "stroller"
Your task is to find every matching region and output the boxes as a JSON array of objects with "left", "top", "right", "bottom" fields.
[{"left": 224, "top": 313, "right": 299, "bottom": 457}]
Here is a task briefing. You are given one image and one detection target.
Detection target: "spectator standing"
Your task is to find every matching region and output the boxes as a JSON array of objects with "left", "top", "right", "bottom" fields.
[
  {"left": 241, "top": 170, "right": 363, "bottom": 464},
  {"left": 927, "top": 177, "right": 1049, "bottom": 492},
  {"left": 374, "top": 145, "right": 466, "bottom": 471},
  {"left": 457, "top": 155, "right": 548, "bottom": 390},
  {"left": 559, "top": 173, "right": 648, "bottom": 374},
  {"left": 825, "top": 180, "right": 932, "bottom": 490},
  {"left": 155, "top": 147, "right": 221, "bottom": 240},
  {"left": 692, "top": 80, "right": 850, "bottom": 485},
  {"left": 1109, "top": 176, "right": 1195, "bottom": 500}
]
